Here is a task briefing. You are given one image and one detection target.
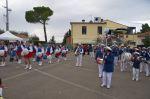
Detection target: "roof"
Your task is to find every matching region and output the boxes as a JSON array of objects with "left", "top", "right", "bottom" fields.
[
  {"left": 105, "top": 19, "right": 129, "bottom": 27},
  {"left": 70, "top": 21, "right": 107, "bottom": 25},
  {"left": 0, "top": 31, "right": 23, "bottom": 41}
]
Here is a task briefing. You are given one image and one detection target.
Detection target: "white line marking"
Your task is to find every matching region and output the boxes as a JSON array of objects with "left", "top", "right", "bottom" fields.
[
  {"left": 3, "top": 71, "right": 33, "bottom": 81},
  {"left": 34, "top": 69, "right": 117, "bottom": 99}
]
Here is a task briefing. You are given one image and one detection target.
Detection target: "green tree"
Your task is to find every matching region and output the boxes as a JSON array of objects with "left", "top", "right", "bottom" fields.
[
  {"left": 62, "top": 29, "right": 71, "bottom": 45},
  {"left": 29, "top": 35, "right": 39, "bottom": 42},
  {"left": 142, "top": 36, "right": 150, "bottom": 47},
  {"left": 140, "top": 23, "right": 150, "bottom": 33},
  {"left": 49, "top": 36, "right": 56, "bottom": 44},
  {"left": 25, "top": 6, "right": 53, "bottom": 42}
]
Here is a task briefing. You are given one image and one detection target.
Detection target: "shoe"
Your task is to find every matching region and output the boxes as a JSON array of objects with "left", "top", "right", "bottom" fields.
[
  {"left": 132, "top": 78, "right": 135, "bottom": 81},
  {"left": 136, "top": 79, "right": 139, "bottom": 81},
  {"left": 39, "top": 62, "right": 42, "bottom": 66},
  {"left": 107, "top": 85, "right": 110, "bottom": 89},
  {"left": 18, "top": 60, "right": 21, "bottom": 64},
  {"left": 28, "top": 65, "right": 32, "bottom": 70},
  {"left": 49, "top": 61, "right": 52, "bottom": 64},
  {"left": 79, "top": 64, "right": 82, "bottom": 67},
  {"left": 99, "top": 74, "right": 102, "bottom": 78},
  {"left": 101, "top": 84, "right": 106, "bottom": 87},
  {"left": 25, "top": 65, "right": 28, "bottom": 69}
]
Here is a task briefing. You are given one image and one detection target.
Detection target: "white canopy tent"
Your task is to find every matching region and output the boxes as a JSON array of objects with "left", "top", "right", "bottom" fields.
[{"left": 0, "top": 31, "right": 23, "bottom": 41}]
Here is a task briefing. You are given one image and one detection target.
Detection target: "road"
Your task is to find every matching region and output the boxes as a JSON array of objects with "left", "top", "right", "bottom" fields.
[{"left": 0, "top": 53, "right": 150, "bottom": 99}]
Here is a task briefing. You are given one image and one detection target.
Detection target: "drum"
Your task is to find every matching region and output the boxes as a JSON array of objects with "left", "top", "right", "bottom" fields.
[
  {"left": 0, "top": 50, "right": 5, "bottom": 56},
  {"left": 97, "top": 58, "right": 103, "bottom": 64}
]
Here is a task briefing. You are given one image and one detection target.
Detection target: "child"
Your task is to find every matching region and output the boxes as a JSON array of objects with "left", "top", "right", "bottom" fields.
[
  {"left": 131, "top": 52, "right": 141, "bottom": 81},
  {"left": 36, "top": 43, "right": 44, "bottom": 66},
  {"left": 24, "top": 42, "right": 33, "bottom": 69},
  {"left": 55, "top": 45, "right": 61, "bottom": 63},
  {"left": 46, "top": 44, "right": 53, "bottom": 64},
  {"left": 61, "top": 46, "right": 68, "bottom": 61},
  {"left": 9, "top": 48, "right": 16, "bottom": 62},
  {"left": 0, "top": 78, "right": 3, "bottom": 99}
]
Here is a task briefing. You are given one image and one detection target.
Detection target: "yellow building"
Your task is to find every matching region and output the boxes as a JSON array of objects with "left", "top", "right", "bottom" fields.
[
  {"left": 70, "top": 19, "right": 129, "bottom": 45},
  {"left": 124, "top": 34, "right": 142, "bottom": 47}
]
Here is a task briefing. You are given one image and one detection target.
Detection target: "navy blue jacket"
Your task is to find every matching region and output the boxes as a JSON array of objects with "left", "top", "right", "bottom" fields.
[
  {"left": 112, "top": 47, "right": 119, "bottom": 57},
  {"left": 103, "top": 53, "right": 114, "bottom": 72},
  {"left": 132, "top": 58, "right": 141, "bottom": 69},
  {"left": 95, "top": 48, "right": 104, "bottom": 59},
  {"left": 145, "top": 52, "right": 150, "bottom": 61}
]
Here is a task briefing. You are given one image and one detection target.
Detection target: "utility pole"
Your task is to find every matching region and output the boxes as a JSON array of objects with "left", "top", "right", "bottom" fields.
[{"left": 3, "top": 0, "right": 11, "bottom": 31}]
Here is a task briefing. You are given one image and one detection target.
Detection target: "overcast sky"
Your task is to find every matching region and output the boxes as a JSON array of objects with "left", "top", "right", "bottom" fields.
[{"left": 0, "top": 0, "right": 150, "bottom": 42}]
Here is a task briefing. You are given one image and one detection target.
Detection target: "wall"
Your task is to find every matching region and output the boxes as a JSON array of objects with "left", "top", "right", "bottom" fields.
[{"left": 71, "top": 23, "right": 107, "bottom": 44}]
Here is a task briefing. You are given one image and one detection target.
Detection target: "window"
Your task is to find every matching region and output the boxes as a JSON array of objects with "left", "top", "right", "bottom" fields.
[
  {"left": 82, "top": 26, "right": 87, "bottom": 35},
  {"left": 97, "top": 26, "right": 102, "bottom": 34}
]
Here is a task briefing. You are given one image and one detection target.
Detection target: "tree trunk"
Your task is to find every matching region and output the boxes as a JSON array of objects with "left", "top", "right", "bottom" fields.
[{"left": 43, "top": 22, "right": 47, "bottom": 42}]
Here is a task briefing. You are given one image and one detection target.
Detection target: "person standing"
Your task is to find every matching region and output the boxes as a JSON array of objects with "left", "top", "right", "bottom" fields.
[
  {"left": 89, "top": 44, "right": 95, "bottom": 58},
  {"left": 0, "top": 41, "right": 8, "bottom": 66},
  {"left": 95, "top": 44, "right": 105, "bottom": 78},
  {"left": 15, "top": 42, "right": 24, "bottom": 64},
  {"left": 46, "top": 44, "right": 53, "bottom": 64},
  {"left": 24, "top": 42, "right": 33, "bottom": 69},
  {"left": 131, "top": 52, "right": 142, "bottom": 81},
  {"left": 61, "top": 45, "right": 68, "bottom": 61},
  {"left": 36, "top": 43, "right": 44, "bottom": 66},
  {"left": 101, "top": 46, "right": 114, "bottom": 89},
  {"left": 55, "top": 45, "right": 61, "bottom": 63},
  {"left": 75, "top": 44, "right": 84, "bottom": 66}
]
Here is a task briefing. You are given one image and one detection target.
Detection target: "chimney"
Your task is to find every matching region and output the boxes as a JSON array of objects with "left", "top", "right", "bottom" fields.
[{"left": 82, "top": 19, "right": 85, "bottom": 22}]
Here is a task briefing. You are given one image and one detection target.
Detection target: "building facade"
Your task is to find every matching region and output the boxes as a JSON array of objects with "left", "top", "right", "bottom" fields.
[{"left": 70, "top": 19, "right": 129, "bottom": 45}]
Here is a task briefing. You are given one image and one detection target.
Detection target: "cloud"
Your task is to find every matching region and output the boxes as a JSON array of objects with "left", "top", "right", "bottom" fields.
[{"left": 0, "top": 0, "right": 150, "bottom": 42}]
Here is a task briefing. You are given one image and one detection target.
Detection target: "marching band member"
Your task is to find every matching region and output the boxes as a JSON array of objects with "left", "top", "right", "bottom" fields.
[
  {"left": 46, "top": 44, "right": 53, "bottom": 64},
  {"left": 131, "top": 52, "right": 142, "bottom": 81},
  {"left": 23, "top": 42, "right": 33, "bottom": 69},
  {"left": 75, "top": 44, "right": 84, "bottom": 67},
  {"left": 140, "top": 47, "right": 148, "bottom": 75},
  {"left": 36, "top": 43, "right": 44, "bottom": 66},
  {"left": 55, "top": 45, "right": 61, "bottom": 62},
  {"left": 95, "top": 44, "right": 105, "bottom": 78},
  {"left": 112, "top": 45, "right": 119, "bottom": 67},
  {"left": 89, "top": 44, "right": 95, "bottom": 58},
  {"left": 32, "top": 43, "right": 37, "bottom": 62},
  {"left": 145, "top": 48, "right": 150, "bottom": 76},
  {"left": 0, "top": 41, "right": 8, "bottom": 66},
  {"left": 15, "top": 42, "right": 24, "bottom": 64},
  {"left": 61, "top": 45, "right": 68, "bottom": 61},
  {"left": 0, "top": 78, "right": 4, "bottom": 99},
  {"left": 101, "top": 46, "right": 114, "bottom": 89}
]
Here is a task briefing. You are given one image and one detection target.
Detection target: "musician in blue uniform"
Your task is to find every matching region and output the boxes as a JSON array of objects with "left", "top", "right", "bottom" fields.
[
  {"left": 75, "top": 44, "right": 84, "bottom": 67},
  {"left": 96, "top": 44, "right": 105, "bottom": 78},
  {"left": 131, "top": 52, "right": 142, "bottom": 81},
  {"left": 112, "top": 45, "right": 119, "bottom": 67},
  {"left": 101, "top": 46, "right": 114, "bottom": 89},
  {"left": 140, "top": 47, "right": 147, "bottom": 73},
  {"left": 46, "top": 44, "right": 53, "bottom": 64},
  {"left": 145, "top": 48, "right": 150, "bottom": 76},
  {"left": 89, "top": 44, "right": 95, "bottom": 58},
  {"left": 36, "top": 43, "right": 44, "bottom": 66}
]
